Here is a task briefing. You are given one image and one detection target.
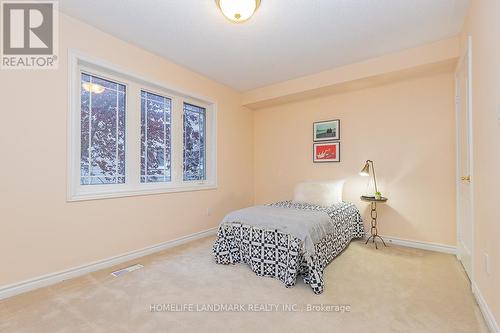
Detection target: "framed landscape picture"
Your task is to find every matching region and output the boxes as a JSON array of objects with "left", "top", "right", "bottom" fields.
[
  {"left": 313, "top": 142, "right": 340, "bottom": 163},
  {"left": 313, "top": 119, "right": 340, "bottom": 141}
]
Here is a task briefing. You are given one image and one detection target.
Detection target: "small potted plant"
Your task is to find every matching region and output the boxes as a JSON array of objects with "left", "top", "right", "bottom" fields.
[{"left": 374, "top": 191, "right": 382, "bottom": 200}]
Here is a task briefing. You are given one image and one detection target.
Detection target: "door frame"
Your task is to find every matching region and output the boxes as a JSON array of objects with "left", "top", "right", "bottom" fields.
[{"left": 454, "top": 35, "right": 475, "bottom": 285}]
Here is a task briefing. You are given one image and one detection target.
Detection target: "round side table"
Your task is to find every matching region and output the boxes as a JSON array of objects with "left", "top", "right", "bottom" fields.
[{"left": 360, "top": 196, "right": 388, "bottom": 249}]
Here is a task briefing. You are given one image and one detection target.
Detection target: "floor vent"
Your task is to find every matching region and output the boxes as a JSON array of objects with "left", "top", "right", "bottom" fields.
[{"left": 111, "top": 264, "right": 144, "bottom": 277}]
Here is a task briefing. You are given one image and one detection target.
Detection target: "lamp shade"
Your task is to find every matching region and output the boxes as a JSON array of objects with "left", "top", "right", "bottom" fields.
[{"left": 359, "top": 161, "right": 370, "bottom": 176}]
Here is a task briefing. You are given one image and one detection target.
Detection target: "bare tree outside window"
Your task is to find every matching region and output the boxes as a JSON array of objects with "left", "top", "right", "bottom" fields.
[
  {"left": 183, "top": 103, "right": 206, "bottom": 181},
  {"left": 140, "top": 91, "right": 172, "bottom": 183},
  {"left": 80, "top": 73, "right": 126, "bottom": 185}
]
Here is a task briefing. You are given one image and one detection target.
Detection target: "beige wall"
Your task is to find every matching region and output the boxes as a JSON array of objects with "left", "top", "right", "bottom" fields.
[
  {"left": 462, "top": 0, "right": 500, "bottom": 326},
  {"left": 254, "top": 72, "right": 456, "bottom": 246},
  {"left": 0, "top": 14, "right": 254, "bottom": 286}
]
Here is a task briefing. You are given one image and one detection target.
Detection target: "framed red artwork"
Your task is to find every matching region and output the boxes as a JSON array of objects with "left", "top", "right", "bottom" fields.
[{"left": 313, "top": 142, "right": 340, "bottom": 162}]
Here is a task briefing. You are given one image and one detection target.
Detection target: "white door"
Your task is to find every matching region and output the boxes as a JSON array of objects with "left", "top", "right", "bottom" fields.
[{"left": 455, "top": 37, "right": 473, "bottom": 281}]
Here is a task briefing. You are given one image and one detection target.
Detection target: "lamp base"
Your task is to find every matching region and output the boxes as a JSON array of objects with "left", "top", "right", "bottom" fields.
[{"left": 365, "top": 234, "right": 387, "bottom": 250}]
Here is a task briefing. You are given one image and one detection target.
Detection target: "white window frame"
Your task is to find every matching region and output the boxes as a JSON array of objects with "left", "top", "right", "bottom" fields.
[{"left": 67, "top": 50, "right": 217, "bottom": 201}]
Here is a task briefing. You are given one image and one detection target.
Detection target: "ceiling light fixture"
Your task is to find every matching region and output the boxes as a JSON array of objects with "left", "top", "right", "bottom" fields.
[{"left": 216, "top": 0, "right": 261, "bottom": 23}]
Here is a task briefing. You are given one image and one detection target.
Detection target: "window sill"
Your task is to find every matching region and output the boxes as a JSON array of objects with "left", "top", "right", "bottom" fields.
[{"left": 67, "top": 183, "right": 217, "bottom": 202}]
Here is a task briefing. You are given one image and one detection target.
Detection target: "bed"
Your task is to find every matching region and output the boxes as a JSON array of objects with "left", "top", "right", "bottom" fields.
[{"left": 212, "top": 181, "right": 364, "bottom": 294}]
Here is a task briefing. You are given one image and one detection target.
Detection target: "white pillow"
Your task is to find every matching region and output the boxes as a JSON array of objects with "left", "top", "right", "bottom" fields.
[{"left": 293, "top": 180, "right": 345, "bottom": 207}]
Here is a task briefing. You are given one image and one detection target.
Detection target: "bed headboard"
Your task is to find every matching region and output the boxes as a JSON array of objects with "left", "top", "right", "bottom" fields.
[{"left": 293, "top": 180, "right": 345, "bottom": 206}]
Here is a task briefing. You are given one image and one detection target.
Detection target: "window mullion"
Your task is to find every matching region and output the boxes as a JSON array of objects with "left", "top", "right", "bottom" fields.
[
  {"left": 198, "top": 112, "right": 202, "bottom": 181},
  {"left": 126, "top": 82, "right": 141, "bottom": 188},
  {"left": 171, "top": 97, "right": 184, "bottom": 185},
  {"left": 163, "top": 97, "right": 168, "bottom": 182},
  {"left": 145, "top": 95, "right": 148, "bottom": 182},
  {"left": 115, "top": 83, "right": 119, "bottom": 184}
]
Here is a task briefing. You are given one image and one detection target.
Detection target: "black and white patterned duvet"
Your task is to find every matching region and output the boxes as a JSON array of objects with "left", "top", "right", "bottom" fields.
[{"left": 212, "top": 201, "right": 364, "bottom": 294}]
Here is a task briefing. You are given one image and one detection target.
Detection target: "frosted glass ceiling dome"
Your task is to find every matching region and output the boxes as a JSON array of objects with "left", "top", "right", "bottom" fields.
[{"left": 216, "top": 0, "right": 261, "bottom": 23}]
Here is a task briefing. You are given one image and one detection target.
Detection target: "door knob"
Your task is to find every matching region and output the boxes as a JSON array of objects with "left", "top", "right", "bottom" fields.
[{"left": 460, "top": 176, "right": 471, "bottom": 181}]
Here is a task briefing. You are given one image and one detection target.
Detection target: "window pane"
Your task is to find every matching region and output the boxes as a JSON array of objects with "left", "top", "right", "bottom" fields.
[
  {"left": 183, "top": 103, "right": 206, "bottom": 181},
  {"left": 141, "top": 91, "right": 172, "bottom": 183},
  {"left": 80, "top": 73, "right": 126, "bottom": 185}
]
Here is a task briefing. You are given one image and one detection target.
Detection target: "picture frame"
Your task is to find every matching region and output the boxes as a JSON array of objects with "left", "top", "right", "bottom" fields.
[
  {"left": 313, "top": 119, "right": 340, "bottom": 141},
  {"left": 313, "top": 142, "right": 340, "bottom": 163}
]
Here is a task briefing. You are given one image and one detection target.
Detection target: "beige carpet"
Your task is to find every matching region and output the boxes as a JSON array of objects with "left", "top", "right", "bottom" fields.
[{"left": 0, "top": 237, "right": 488, "bottom": 333}]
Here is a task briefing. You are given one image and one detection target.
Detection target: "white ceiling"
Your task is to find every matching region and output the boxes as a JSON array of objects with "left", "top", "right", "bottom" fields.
[{"left": 59, "top": 0, "right": 469, "bottom": 91}]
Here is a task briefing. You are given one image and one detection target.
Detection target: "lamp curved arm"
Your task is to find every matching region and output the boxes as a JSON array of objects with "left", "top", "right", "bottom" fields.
[{"left": 367, "top": 160, "right": 378, "bottom": 194}]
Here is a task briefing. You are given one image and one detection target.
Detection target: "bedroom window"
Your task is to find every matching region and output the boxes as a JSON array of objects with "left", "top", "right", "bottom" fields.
[
  {"left": 80, "top": 73, "right": 126, "bottom": 185},
  {"left": 68, "top": 52, "right": 217, "bottom": 201},
  {"left": 141, "top": 91, "right": 172, "bottom": 183},
  {"left": 183, "top": 103, "right": 206, "bottom": 181}
]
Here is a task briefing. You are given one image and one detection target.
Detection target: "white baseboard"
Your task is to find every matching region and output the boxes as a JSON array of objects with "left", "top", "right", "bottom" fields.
[
  {"left": 364, "top": 234, "right": 456, "bottom": 254},
  {"left": 472, "top": 282, "right": 500, "bottom": 333},
  {"left": 0, "top": 227, "right": 218, "bottom": 300}
]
